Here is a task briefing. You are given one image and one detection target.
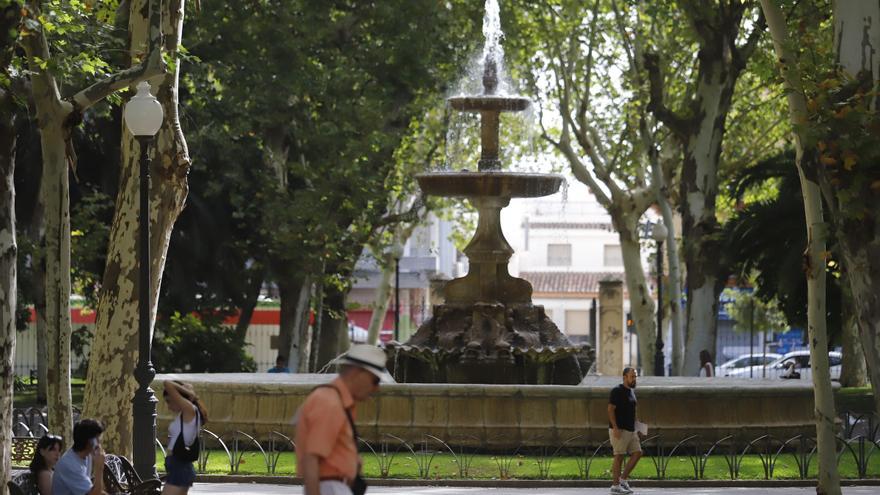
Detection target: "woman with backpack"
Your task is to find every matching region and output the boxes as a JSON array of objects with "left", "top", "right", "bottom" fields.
[{"left": 162, "top": 380, "right": 208, "bottom": 495}]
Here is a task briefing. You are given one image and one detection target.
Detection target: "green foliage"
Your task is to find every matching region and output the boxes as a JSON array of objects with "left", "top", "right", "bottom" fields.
[
  {"left": 721, "top": 151, "right": 843, "bottom": 337},
  {"left": 70, "top": 188, "right": 113, "bottom": 308},
  {"left": 805, "top": 70, "right": 880, "bottom": 217},
  {"left": 160, "top": 0, "right": 483, "bottom": 313},
  {"left": 21, "top": 0, "right": 125, "bottom": 88},
  {"left": 153, "top": 312, "right": 257, "bottom": 373},
  {"left": 722, "top": 288, "right": 788, "bottom": 334}
]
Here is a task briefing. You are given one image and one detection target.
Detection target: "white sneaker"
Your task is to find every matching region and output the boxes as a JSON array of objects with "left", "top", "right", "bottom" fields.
[
  {"left": 610, "top": 485, "right": 629, "bottom": 495},
  {"left": 619, "top": 479, "right": 634, "bottom": 493}
]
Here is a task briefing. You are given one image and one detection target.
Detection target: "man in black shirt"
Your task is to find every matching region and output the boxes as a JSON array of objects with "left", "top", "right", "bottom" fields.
[{"left": 607, "top": 367, "right": 642, "bottom": 494}]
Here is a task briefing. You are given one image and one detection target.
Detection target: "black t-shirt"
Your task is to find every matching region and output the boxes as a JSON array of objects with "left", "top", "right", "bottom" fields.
[{"left": 608, "top": 384, "right": 637, "bottom": 431}]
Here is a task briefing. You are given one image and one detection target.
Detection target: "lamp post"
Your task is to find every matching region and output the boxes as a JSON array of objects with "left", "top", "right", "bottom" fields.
[
  {"left": 651, "top": 221, "right": 668, "bottom": 377},
  {"left": 394, "top": 257, "right": 400, "bottom": 341},
  {"left": 123, "top": 80, "right": 164, "bottom": 480}
]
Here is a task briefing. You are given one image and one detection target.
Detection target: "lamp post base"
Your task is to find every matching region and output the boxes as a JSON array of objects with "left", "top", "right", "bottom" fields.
[
  {"left": 654, "top": 347, "right": 665, "bottom": 377},
  {"left": 132, "top": 382, "right": 158, "bottom": 480}
]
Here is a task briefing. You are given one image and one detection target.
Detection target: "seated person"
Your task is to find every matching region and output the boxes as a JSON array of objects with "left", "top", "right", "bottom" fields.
[
  {"left": 267, "top": 355, "right": 290, "bottom": 373},
  {"left": 30, "top": 434, "right": 63, "bottom": 494},
  {"left": 52, "top": 419, "right": 105, "bottom": 495},
  {"left": 781, "top": 361, "right": 801, "bottom": 379}
]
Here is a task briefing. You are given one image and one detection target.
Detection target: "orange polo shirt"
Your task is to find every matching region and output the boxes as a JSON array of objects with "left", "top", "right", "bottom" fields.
[{"left": 295, "top": 377, "right": 360, "bottom": 481}]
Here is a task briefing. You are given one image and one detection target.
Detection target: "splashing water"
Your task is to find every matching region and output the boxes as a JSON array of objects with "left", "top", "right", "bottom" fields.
[{"left": 453, "top": 0, "right": 514, "bottom": 97}]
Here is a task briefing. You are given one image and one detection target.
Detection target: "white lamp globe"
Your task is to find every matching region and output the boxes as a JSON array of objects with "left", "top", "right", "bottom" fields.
[
  {"left": 123, "top": 81, "right": 164, "bottom": 136},
  {"left": 651, "top": 221, "right": 668, "bottom": 242}
]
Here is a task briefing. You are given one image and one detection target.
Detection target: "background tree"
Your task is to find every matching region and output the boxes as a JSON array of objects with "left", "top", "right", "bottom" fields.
[
  {"left": 644, "top": 0, "right": 764, "bottom": 375},
  {"left": 19, "top": 0, "right": 163, "bottom": 443},
  {"left": 506, "top": 0, "right": 668, "bottom": 374},
  {"left": 760, "top": 1, "right": 841, "bottom": 492},
  {"left": 170, "top": 0, "right": 483, "bottom": 371}
]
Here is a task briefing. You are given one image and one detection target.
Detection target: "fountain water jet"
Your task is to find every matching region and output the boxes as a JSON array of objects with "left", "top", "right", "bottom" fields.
[{"left": 387, "top": 0, "right": 592, "bottom": 385}]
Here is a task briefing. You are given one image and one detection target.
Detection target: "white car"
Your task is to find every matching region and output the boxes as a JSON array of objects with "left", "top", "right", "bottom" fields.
[
  {"left": 717, "top": 353, "right": 782, "bottom": 376},
  {"left": 726, "top": 350, "right": 842, "bottom": 380}
]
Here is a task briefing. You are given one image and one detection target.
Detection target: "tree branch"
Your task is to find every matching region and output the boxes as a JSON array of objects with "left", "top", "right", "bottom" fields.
[
  {"left": 733, "top": 8, "right": 765, "bottom": 71},
  {"left": 70, "top": 0, "right": 165, "bottom": 112},
  {"left": 70, "top": 48, "right": 164, "bottom": 112},
  {"left": 643, "top": 51, "right": 691, "bottom": 138}
]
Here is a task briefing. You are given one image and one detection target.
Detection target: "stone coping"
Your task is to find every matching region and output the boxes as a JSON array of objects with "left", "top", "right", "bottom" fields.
[
  {"left": 154, "top": 373, "right": 824, "bottom": 398},
  {"left": 158, "top": 372, "right": 826, "bottom": 394}
]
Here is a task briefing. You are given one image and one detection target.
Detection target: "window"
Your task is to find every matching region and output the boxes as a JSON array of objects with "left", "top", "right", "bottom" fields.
[
  {"left": 547, "top": 243, "right": 572, "bottom": 266},
  {"left": 603, "top": 244, "right": 623, "bottom": 266},
  {"left": 565, "top": 310, "right": 589, "bottom": 336}
]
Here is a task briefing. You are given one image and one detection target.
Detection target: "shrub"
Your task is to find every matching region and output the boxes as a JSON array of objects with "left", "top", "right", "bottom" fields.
[{"left": 153, "top": 312, "right": 257, "bottom": 372}]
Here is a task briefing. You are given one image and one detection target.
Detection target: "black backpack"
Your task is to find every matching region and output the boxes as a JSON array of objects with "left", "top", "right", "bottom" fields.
[{"left": 171, "top": 410, "right": 200, "bottom": 463}]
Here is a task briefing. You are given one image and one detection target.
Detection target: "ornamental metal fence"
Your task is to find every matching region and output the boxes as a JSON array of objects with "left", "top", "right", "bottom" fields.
[{"left": 11, "top": 408, "right": 880, "bottom": 480}]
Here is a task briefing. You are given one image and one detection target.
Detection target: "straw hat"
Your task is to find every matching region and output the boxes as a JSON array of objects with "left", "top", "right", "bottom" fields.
[{"left": 336, "top": 344, "right": 395, "bottom": 383}]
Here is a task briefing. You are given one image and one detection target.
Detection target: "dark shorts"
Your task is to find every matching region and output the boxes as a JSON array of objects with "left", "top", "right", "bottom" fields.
[{"left": 164, "top": 454, "right": 196, "bottom": 487}]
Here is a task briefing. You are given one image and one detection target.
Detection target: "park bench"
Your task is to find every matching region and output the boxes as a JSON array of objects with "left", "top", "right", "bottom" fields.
[
  {"left": 103, "top": 454, "right": 162, "bottom": 495},
  {"left": 7, "top": 471, "right": 38, "bottom": 495}
]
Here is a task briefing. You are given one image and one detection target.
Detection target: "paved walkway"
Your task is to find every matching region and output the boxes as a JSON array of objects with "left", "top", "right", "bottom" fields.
[{"left": 191, "top": 484, "right": 878, "bottom": 495}]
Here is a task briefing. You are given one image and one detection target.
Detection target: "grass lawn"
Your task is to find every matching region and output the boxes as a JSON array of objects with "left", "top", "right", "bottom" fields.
[
  {"left": 137, "top": 449, "right": 880, "bottom": 480},
  {"left": 13, "top": 378, "right": 85, "bottom": 409}
]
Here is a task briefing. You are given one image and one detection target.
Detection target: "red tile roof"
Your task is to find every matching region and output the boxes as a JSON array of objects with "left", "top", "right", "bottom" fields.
[{"left": 519, "top": 271, "right": 625, "bottom": 294}]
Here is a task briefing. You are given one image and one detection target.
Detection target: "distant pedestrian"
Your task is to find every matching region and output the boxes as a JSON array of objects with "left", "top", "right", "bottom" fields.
[
  {"left": 294, "top": 344, "right": 393, "bottom": 495},
  {"left": 268, "top": 355, "right": 291, "bottom": 373},
  {"left": 699, "top": 349, "right": 714, "bottom": 377},
  {"left": 162, "top": 380, "right": 209, "bottom": 495},
  {"left": 608, "top": 367, "right": 642, "bottom": 494},
  {"left": 52, "top": 419, "right": 104, "bottom": 495}
]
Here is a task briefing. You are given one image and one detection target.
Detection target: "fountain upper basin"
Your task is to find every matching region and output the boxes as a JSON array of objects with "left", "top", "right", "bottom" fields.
[
  {"left": 416, "top": 171, "right": 563, "bottom": 198},
  {"left": 447, "top": 95, "right": 531, "bottom": 112}
]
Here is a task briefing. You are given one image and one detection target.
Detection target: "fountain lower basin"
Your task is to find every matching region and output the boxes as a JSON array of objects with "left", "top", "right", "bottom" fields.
[{"left": 153, "top": 374, "right": 828, "bottom": 449}]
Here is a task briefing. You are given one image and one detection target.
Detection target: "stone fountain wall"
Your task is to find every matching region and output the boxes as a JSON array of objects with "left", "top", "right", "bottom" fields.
[{"left": 154, "top": 374, "right": 824, "bottom": 449}]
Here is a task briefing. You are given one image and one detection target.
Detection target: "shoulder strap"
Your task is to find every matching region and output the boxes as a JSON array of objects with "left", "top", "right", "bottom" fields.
[{"left": 314, "top": 384, "right": 359, "bottom": 440}]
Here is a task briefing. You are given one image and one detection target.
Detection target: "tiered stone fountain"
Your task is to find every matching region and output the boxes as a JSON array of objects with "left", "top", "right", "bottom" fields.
[
  {"left": 386, "top": 10, "right": 591, "bottom": 385},
  {"left": 151, "top": 0, "right": 826, "bottom": 451}
]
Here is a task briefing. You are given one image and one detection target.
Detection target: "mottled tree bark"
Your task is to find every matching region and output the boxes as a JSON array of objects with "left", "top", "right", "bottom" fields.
[
  {"left": 233, "top": 268, "right": 265, "bottom": 342},
  {"left": 0, "top": 69, "right": 19, "bottom": 491},
  {"left": 276, "top": 273, "right": 309, "bottom": 370},
  {"left": 84, "top": 0, "right": 186, "bottom": 455},
  {"left": 20, "top": 7, "right": 75, "bottom": 439},
  {"left": 316, "top": 281, "right": 351, "bottom": 371},
  {"left": 839, "top": 273, "right": 867, "bottom": 388}
]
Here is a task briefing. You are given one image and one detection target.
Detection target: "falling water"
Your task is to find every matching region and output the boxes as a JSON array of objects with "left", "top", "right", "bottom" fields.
[{"left": 442, "top": 0, "right": 547, "bottom": 173}]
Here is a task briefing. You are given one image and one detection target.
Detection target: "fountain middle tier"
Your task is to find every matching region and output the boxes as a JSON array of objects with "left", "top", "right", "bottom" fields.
[{"left": 416, "top": 171, "right": 563, "bottom": 198}]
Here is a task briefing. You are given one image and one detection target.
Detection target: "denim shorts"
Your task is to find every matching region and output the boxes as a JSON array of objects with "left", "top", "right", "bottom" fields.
[{"left": 164, "top": 454, "right": 197, "bottom": 487}]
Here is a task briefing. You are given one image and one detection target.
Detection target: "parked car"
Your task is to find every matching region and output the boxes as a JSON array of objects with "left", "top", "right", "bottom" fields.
[
  {"left": 717, "top": 353, "right": 782, "bottom": 376},
  {"left": 726, "top": 350, "right": 842, "bottom": 380}
]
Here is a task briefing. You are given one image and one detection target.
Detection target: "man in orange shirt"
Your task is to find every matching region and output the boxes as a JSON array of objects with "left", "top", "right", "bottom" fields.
[{"left": 295, "top": 345, "right": 392, "bottom": 495}]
